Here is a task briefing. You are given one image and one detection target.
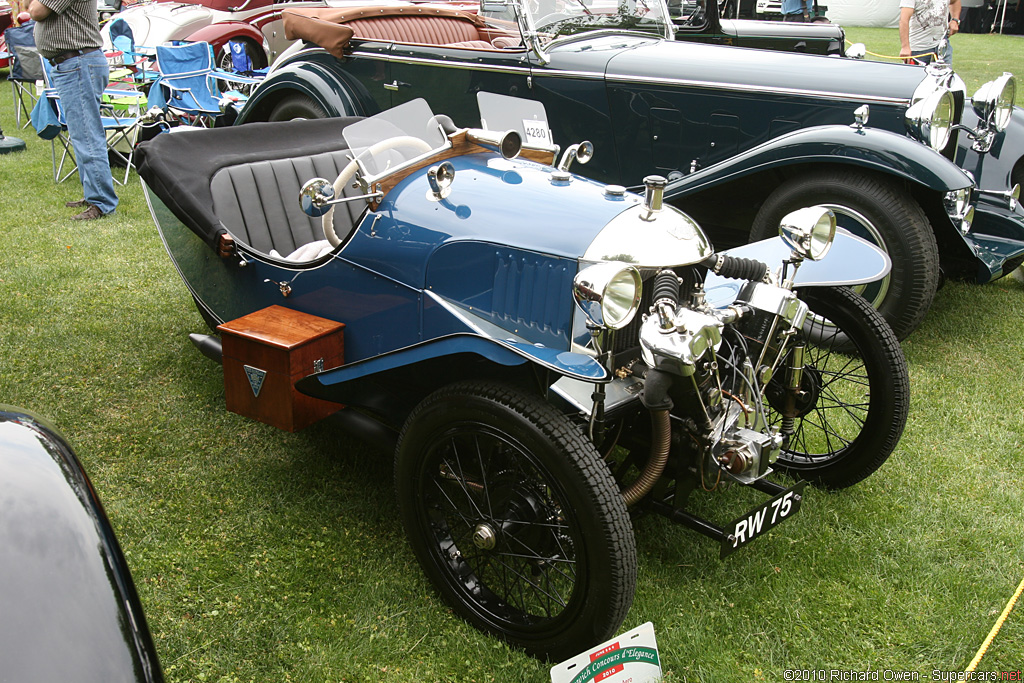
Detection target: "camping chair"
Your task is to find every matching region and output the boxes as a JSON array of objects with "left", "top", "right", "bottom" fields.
[
  {"left": 223, "top": 38, "right": 268, "bottom": 97},
  {"left": 226, "top": 38, "right": 269, "bottom": 79},
  {"left": 150, "top": 41, "right": 260, "bottom": 127},
  {"left": 38, "top": 56, "right": 146, "bottom": 185},
  {"left": 107, "top": 17, "right": 156, "bottom": 85},
  {"left": 5, "top": 21, "right": 42, "bottom": 129}
]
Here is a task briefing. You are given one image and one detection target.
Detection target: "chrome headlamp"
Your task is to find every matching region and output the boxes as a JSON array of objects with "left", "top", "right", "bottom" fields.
[
  {"left": 972, "top": 73, "right": 1016, "bottom": 133},
  {"left": 905, "top": 87, "right": 955, "bottom": 151},
  {"left": 573, "top": 262, "right": 643, "bottom": 330},
  {"left": 779, "top": 206, "right": 836, "bottom": 261}
]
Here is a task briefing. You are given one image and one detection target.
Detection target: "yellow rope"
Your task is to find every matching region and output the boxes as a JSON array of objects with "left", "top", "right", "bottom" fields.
[
  {"left": 965, "top": 572, "right": 1024, "bottom": 672},
  {"left": 843, "top": 38, "right": 938, "bottom": 63}
]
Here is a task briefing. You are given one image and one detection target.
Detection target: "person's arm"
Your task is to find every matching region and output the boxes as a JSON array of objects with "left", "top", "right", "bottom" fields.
[
  {"left": 899, "top": 6, "right": 914, "bottom": 60},
  {"left": 948, "top": 0, "right": 961, "bottom": 35},
  {"left": 27, "top": 0, "right": 52, "bottom": 21}
]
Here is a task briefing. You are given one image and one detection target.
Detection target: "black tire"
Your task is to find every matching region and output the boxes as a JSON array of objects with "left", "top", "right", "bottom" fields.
[
  {"left": 750, "top": 170, "right": 940, "bottom": 341},
  {"left": 268, "top": 94, "right": 328, "bottom": 122},
  {"left": 394, "top": 382, "right": 636, "bottom": 660},
  {"left": 765, "top": 286, "right": 909, "bottom": 489}
]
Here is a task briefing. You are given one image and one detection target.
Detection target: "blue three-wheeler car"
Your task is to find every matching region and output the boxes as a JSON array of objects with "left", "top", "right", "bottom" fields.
[{"left": 138, "top": 96, "right": 908, "bottom": 659}]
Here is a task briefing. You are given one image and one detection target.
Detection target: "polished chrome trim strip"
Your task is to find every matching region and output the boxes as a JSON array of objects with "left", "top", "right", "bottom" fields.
[
  {"left": 601, "top": 72, "right": 910, "bottom": 106},
  {"left": 350, "top": 50, "right": 534, "bottom": 76}
]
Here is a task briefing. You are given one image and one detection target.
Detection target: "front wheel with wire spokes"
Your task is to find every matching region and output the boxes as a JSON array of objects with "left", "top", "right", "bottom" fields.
[
  {"left": 765, "top": 286, "right": 909, "bottom": 489},
  {"left": 394, "top": 382, "right": 636, "bottom": 660}
]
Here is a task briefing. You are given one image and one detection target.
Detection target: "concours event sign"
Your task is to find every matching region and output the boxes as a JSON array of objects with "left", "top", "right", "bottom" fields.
[{"left": 550, "top": 622, "right": 662, "bottom": 683}]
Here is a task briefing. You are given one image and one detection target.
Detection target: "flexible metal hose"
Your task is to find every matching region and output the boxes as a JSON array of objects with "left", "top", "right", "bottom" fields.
[{"left": 622, "top": 409, "right": 671, "bottom": 507}]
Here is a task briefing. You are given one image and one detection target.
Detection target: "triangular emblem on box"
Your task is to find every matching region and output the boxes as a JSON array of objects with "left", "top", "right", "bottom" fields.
[{"left": 243, "top": 365, "right": 267, "bottom": 397}]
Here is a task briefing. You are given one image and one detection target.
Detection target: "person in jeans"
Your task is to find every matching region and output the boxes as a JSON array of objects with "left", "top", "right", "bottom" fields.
[
  {"left": 899, "top": 0, "right": 961, "bottom": 65},
  {"left": 28, "top": 0, "right": 116, "bottom": 220},
  {"left": 781, "top": 0, "right": 812, "bottom": 21}
]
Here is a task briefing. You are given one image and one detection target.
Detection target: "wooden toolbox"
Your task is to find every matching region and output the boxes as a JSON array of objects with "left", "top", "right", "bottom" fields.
[{"left": 218, "top": 305, "right": 345, "bottom": 432}]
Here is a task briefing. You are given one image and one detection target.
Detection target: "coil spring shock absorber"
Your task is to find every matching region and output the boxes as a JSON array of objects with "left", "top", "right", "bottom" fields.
[{"left": 781, "top": 342, "right": 806, "bottom": 439}]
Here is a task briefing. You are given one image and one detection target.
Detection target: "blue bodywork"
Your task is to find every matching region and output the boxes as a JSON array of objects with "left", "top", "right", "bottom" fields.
[{"left": 143, "top": 116, "right": 888, "bottom": 414}]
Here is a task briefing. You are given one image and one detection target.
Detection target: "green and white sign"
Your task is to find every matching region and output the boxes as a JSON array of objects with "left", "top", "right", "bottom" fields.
[{"left": 550, "top": 622, "right": 662, "bottom": 683}]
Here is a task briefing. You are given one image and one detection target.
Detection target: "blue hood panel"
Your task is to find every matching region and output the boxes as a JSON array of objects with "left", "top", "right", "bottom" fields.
[{"left": 340, "top": 153, "right": 645, "bottom": 288}]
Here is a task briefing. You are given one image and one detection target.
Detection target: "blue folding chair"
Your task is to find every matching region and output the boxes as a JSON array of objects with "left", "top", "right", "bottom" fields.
[
  {"left": 37, "top": 56, "right": 146, "bottom": 185},
  {"left": 107, "top": 17, "right": 156, "bottom": 85},
  {"left": 150, "top": 41, "right": 260, "bottom": 127},
  {"left": 227, "top": 38, "right": 269, "bottom": 79},
  {"left": 5, "top": 22, "right": 43, "bottom": 129}
]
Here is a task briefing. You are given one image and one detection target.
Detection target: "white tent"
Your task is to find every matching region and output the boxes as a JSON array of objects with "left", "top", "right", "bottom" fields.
[{"left": 825, "top": 0, "right": 901, "bottom": 27}]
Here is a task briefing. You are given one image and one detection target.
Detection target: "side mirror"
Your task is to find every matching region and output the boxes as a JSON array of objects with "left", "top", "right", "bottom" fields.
[
  {"left": 299, "top": 178, "right": 334, "bottom": 218},
  {"left": 480, "top": 0, "right": 509, "bottom": 11},
  {"left": 779, "top": 206, "right": 836, "bottom": 261}
]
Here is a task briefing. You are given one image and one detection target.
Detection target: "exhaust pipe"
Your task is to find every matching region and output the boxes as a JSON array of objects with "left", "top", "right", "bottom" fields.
[{"left": 189, "top": 333, "right": 222, "bottom": 364}]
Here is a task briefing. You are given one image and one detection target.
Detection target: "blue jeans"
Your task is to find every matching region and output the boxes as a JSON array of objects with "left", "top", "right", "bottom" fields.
[{"left": 51, "top": 50, "right": 118, "bottom": 215}]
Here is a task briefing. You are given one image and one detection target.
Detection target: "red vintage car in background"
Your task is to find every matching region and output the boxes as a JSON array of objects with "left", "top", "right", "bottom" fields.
[{"left": 99, "top": 0, "right": 464, "bottom": 71}]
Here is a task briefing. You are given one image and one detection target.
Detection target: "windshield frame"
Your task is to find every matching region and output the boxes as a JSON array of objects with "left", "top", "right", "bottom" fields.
[
  {"left": 342, "top": 99, "right": 452, "bottom": 193},
  {"left": 482, "top": 0, "right": 672, "bottom": 63}
]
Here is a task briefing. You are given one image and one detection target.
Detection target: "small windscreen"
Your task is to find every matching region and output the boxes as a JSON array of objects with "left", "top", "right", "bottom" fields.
[{"left": 341, "top": 98, "right": 447, "bottom": 177}]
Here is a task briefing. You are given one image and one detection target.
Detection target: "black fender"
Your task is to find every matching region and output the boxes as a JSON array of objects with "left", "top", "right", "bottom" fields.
[
  {"left": 663, "top": 123, "right": 973, "bottom": 200},
  {"left": 295, "top": 333, "right": 607, "bottom": 423},
  {"left": 236, "top": 53, "right": 374, "bottom": 124},
  {"left": 0, "top": 406, "right": 163, "bottom": 682}
]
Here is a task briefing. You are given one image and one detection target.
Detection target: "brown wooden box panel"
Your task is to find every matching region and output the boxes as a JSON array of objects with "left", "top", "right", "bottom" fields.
[{"left": 218, "top": 306, "right": 345, "bottom": 432}]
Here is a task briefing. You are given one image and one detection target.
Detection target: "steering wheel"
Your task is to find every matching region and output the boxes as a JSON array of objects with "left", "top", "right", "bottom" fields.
[{"left": 323, "top": 135, "right": 436, "bottom": 247}]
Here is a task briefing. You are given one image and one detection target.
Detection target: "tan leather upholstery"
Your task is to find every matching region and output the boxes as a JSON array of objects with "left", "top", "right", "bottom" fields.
[
  {"left": 347, "top": 15, "right": 484, "bottom": 44},
  {"left": 282, "top": 6, "right": 515, "bottom": 54}
]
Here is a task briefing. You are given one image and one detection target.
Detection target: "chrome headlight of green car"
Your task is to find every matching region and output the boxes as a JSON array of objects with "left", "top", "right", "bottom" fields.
[
  {"left": 905, "top": 87, "right": 955, "bottom": 151},
  {"left": 972, "top": 73, "right": 1016, "bottom": 133}
]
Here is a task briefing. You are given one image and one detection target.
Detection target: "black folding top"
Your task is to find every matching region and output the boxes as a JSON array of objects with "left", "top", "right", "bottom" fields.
[{"left": 136, "top": 117, "right": 363, "bottom": 249}]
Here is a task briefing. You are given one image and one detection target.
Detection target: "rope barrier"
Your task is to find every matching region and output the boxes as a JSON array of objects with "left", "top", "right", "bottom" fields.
[
  {"left": 843, "top": 39, "right": 938, "bottom": 63},
  {"left": 965, "top": 572, "right": 1024, "bottom": 672}
]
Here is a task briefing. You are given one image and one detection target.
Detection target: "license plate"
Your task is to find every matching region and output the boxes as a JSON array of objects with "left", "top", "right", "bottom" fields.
[{"left": 720, "top": 481, "right": 807, "bottom": 559}]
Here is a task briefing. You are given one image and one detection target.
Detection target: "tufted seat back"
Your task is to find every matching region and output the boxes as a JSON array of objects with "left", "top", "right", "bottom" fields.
[
  {"left": 211, "top": 150, "right": 364, "bottom": 259},
  {"left": 348, "top": 15, "right": 484, "bottom": 44}
]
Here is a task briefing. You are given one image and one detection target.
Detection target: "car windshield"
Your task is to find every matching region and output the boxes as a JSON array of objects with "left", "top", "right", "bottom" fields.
[
  {"left": 342, "top": 98, "right": 448, "bottom": 179},
  {"left": 517, "top": 0, "right": 671, "bottom": 47}
]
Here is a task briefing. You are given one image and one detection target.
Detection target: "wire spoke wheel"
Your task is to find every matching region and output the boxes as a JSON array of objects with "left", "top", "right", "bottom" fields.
[
  {"left": 395, "top": 382, "right": 635, "bottom": 660},
  {"left": 765, "top": 287, "right": 909, "bottom": 489},
  {"left": 427, "top": 427, "right": 578, "bottom": 620}
]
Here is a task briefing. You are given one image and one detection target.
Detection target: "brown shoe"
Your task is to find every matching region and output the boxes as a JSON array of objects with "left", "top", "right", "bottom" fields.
[
  {"left": 65, "top": 199, "right": 89, "bottom": 208},
  {"left": 71, "top": 205, "right": 104, "bottom": 220}
]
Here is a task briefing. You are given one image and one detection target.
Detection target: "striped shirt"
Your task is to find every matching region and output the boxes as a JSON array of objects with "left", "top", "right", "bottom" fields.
[{"left": 33, "top": 0, "right": 101, "bottom": 59}]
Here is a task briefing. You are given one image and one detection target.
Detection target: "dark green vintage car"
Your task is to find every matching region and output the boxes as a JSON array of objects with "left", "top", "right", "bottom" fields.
[{"left": 235, "top": 0, "right": 1021, "bottom": 340}]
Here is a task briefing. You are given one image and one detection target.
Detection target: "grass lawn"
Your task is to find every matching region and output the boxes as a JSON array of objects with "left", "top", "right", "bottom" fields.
[{"left": 1, "top": 28, "right": 1023, "bottom": 683}]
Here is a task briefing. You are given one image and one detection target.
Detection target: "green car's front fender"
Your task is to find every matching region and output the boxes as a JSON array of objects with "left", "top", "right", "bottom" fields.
[{"left": 663, "top": 123, "right": 972, "bottom": 199}]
